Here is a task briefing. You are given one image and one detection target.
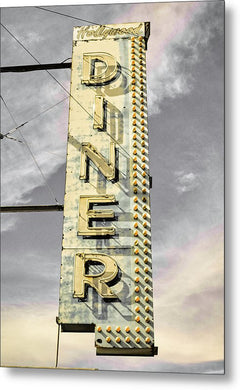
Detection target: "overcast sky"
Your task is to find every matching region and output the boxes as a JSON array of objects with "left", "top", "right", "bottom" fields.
[{"left": 1, "top": 0, "right": 224, "bottom": 373}]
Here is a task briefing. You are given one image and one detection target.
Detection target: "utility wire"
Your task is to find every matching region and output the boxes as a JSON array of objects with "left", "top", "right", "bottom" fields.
[
  {"left": 1, "top": 94, "right": 17, "bottom": 125},
  {"left": 61, "top": 57, "right": 72, "bottom": 63},
  {"left": 35, "top": 6, "right": 140, "bottom": 37},
  {"left": 2, "top": 96, "right": 68, "bottom": 159},
  {"left": 1, "top": 22, "right": 132, "bottom": 159},
  {"left": 0, "top": 96, "right": 24, "bottom": 143},
  {"left": 1, "top": 23, "right": 41, "bottom": 68},
  {"left": 0, "top": 23, "right": 98, "bottom": 123},
  {"left": 3, "top": 96, "right": 68, "bottom": 137},
  {"left": 1, "top": 21, "right": 125, "bottom": 129},
  {"left": 0, "top": 132, "right": 23, "bottom": 143},
  {"left": 35, "top": 6, "right": 97, "bottom": 25},
  {"left": 1, "top": 94, "right": 60, "bottom": 205}
]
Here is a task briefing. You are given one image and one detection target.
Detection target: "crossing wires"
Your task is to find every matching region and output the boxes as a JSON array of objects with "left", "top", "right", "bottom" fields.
[
  {"left": 1, "top": 11, "right": 134, "bottom": 209},
  {"left": 1, "top": 21, "right": 132, "bottom": 158},
  {"left": 1, "top": 94, "right": 60, "bottom": 205},
  {"left": 1, "top": 22, "right": 96, "bottom": 123},
  {"left": 35, "top": 6, "right": 98, "bottom": 25}
]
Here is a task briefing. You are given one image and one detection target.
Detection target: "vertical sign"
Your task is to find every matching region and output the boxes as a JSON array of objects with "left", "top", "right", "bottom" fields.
[{"left": 58, "top": 22, "right": 157, "bottom": 356}]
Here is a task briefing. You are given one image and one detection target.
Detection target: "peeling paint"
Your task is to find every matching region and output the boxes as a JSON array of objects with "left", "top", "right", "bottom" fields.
[{"left": 58, "top": 22, "right": 157, "bottom": 357}]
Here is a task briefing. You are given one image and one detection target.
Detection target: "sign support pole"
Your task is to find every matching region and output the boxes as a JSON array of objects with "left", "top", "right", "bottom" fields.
[{"left": 55, "top": 322, "right": 61, "bottom": 368}]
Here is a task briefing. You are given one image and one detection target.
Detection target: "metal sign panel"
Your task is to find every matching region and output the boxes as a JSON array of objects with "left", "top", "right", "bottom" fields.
[{"left": 58, "top": 22, "right": 157, "bottom": 356}]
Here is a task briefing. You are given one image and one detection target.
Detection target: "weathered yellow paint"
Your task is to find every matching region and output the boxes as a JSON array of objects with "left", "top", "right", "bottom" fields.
[
  {"left": 58, "top": 22, "right": 157, "bottom": 357},
  {"left": 78, "top": 195, "right": 116, "bottom": 236},
  {"left": 93, "top": 96, "right": 104, "bottom": 130},
  {"left": 82, "top": 53, "right": 118, "bottom": 85},
  {"left": 79, "top": 142, "right": 115, "bottom": 181},
  {"left": 74, "top": 253, "right": 118, "bottom": 299}
]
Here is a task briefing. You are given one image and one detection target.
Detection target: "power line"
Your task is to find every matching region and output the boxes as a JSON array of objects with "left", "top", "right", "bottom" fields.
[
  {"left": 61, "top": 58, "right": 72, "bottom": 63},
  {"left": 0, "top": 21, "right": 127, "bottom": 128},
  {"left": 1, "top": 22, "right": 131, "bottom": 159},
  {"left": 0, "top": 132, "right": 23, "bottom": 143},
  {"left": 2, "top": 96, "right": 68, "bottom": 160},
  {"left": 35, "top": 6, "right": 140, "bottom": 37},
  {"left": 3, "top": 96, "right": 68, "bottom": 137},
  {"left": 1, "top": 22, "right": 133, "bottom": 161},
  {"left": 0, "top": 22, "right": 98, "bottom": 123},
  {"left": 1, "top": 23, "right": 41, "bottom": 66},
  {"left": 1, "top": 94, "right": 60, "bottom": 205},
  {"left": 1, "top": 95, "right": 18, "bottom": 126},
  {"left": 35, "top": 6, "right": 98, "bottom": 25}
]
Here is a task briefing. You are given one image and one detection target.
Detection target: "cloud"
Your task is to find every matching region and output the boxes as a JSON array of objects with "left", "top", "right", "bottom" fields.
[
  {"left": 23, "top": 31, "right": 44, "bottom": 45},
  {"left": 153, "top": 226, "right": 224, "bottom": 364},
  {"left": 1, "top": 214, "right": 18, "bottom": 233},
  {"left": 1, "top": 300, "right": 223, "bottom": 373},
  {"left": 113, "top": 1, "right": 223, "bottom": 114},
  {"left": 1, "top": 91, "right": 68, "bottom": 206},
  {"left": 145, "top": 2, "right": 224, "bottom": 113},
  {"left": 1, "top": 304, "right": 59, "bottom": 368},
  {"left": 1, "top": 226, "right": 223, "bottom": 370},
  {"left": 1, "top": 209, "right": 63, "bottom": 303},
  {"left": 175, "top": 171, "right": 200, "bottom": 194},
  {"left": 1, "top": 2, "right": 224, "bottom": 373},
  {"left": 1, "top": 1, "right": 224, "bottom": 207}
]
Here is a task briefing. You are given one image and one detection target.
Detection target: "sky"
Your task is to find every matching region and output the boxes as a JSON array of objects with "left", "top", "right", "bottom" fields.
[{"left": 1, "top": 0, "right": 224, "bottom": 374}]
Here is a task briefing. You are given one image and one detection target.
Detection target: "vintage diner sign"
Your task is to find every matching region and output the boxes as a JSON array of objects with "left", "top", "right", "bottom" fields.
[{"left": 58, "top": 22, "right": 157, "bottom": 356}]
